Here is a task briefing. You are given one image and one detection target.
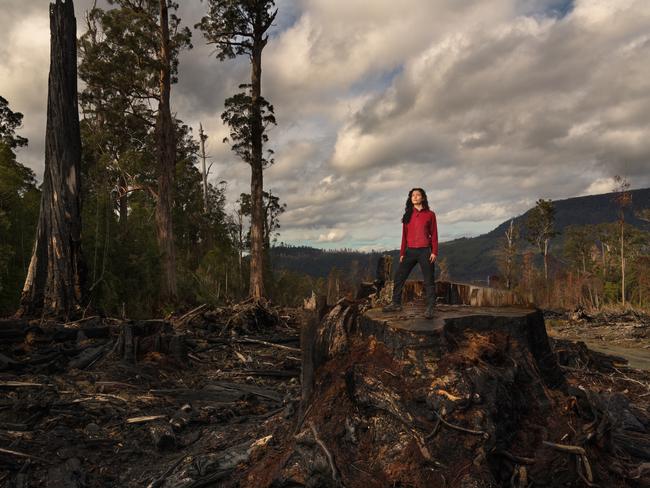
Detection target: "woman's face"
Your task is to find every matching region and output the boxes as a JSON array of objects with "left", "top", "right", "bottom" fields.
[{"left": 411, "top": 190, "right": 423, "bottom": 205}]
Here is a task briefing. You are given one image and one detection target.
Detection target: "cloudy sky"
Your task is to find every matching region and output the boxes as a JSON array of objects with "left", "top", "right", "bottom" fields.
[{"left": 1, "top": 0, "right": 649, "bottom": 251}]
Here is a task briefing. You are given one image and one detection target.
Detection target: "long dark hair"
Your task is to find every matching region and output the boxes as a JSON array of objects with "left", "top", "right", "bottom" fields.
[{"left": 401, "top": 188, "right": 430, "bottom": 224}]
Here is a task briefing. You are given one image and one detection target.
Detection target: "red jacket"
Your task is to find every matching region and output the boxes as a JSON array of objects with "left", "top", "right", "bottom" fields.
[{"left": 400, "top": 208, "right": 438, "bottom": 257}]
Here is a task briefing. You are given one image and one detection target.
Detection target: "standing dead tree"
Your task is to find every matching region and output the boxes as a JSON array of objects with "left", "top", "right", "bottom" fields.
[
  {"left": 19, "top": 0, "right": 85, "bottom": 320},
  {"left": 526, "top": 198, "right": 559, "bottom": 282},
  {"left": 498, "top": 219, "right": 519, "bottom": 289},
  {"left": 612, "top": 175, "right": 632, "bottom": 306}
]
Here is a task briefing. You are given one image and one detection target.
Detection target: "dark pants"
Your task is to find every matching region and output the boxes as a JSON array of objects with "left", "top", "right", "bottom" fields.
[{"left": 392, "top": 247, "right": 436, "bottom": 307}]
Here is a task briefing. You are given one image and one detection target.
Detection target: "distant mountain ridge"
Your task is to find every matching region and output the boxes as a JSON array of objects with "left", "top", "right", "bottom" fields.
[{"left": 270, "top": 188, "right": 650, "bottom": 281}]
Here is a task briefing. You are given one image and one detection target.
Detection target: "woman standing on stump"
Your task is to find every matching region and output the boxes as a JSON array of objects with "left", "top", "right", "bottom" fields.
[{"left": 383, "top": 188, "right": 438, "bottom": 319}]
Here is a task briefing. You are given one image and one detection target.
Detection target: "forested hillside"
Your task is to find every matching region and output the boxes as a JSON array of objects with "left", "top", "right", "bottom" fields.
[
  {"left": 443, "top": 187, "right": 650, "bottom": 280},
  {"left": 271, "top": 188, "right": 650, "bottom": 282}
]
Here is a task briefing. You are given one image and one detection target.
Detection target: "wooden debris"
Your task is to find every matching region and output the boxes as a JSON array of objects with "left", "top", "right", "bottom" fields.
[
  {"left": 149, "top": 422, "right": 176, "bottom": 450},
  {"left": 432, "top": 409, "right": 488, "bottom": 438},
  {"left": 126, "top": 415, "right": 167, "bottom": 424},
  {"left": 174, "top": 304, "right": 207, "bottom": 328},
  {"left": 308, "top": 421, "right": 344, "bottom": 487},
  {"left": 233, "top": 337, "right": 300, "bottom": 353},
  {"left": 0, "top": 299, "right": 647, "bottom": 487},
  {"left": 0, "top": 381, "right": 47, "bottom": 387},
  {"left": 0, "top": 447, "right": 52, "bottom": 464}
]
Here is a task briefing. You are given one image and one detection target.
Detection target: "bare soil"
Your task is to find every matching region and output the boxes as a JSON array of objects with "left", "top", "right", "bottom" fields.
[{"left": 546, "top": 308, "right": 650, "bottom": 370}]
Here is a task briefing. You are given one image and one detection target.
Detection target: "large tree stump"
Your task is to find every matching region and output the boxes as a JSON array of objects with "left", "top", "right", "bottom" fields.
[
  {"left": 19, "top": 0, "right": 85, "bottom": 320},
  {"left": 244, "top": 301, "right": 649, "bottom": 487}
]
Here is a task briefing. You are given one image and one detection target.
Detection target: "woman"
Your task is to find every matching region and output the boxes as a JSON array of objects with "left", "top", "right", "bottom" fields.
[{"left": 382, "top": 188, "right": 438, "bottom": 319}]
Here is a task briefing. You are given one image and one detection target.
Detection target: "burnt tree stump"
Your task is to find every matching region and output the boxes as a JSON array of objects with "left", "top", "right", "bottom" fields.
[
  {"left": 19, "top": 0, "right": 85, "bottom": 320},
  {"left": 114, "top": 321, "right": 187, "bottom": 364},
  {"left": 244, "top": 302, "right": 649, "bottom": 488}
]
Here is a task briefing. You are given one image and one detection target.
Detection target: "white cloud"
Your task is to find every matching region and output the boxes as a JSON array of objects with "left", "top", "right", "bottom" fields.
[
  {"left": 2, "top": 0, "right": 650, "bottom": 251},
  {"left": 582, "top": 177, "right": 617, "bottom": 196},
  {"left": 317, "top": 229, "right": 347, "bottom": 242}
]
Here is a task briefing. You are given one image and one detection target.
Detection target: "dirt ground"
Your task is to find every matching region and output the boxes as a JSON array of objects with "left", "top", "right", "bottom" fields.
[{"left": 545, "top": 308, "right": 650, "bottom": 370}]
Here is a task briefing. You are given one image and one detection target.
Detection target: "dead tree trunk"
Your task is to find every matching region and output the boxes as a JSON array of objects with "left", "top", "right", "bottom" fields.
[
  {"left": 118, "top": 174, "right": 128, "bottom": 235},
  {"left": 199, "top": 123, "right": 209, "bottom": 213},
  {"left": 155, "top": 0, "right": 177, "bottom": 302},
  {"left": 19, "top": 0, "right": 85, "bottom": 320}
]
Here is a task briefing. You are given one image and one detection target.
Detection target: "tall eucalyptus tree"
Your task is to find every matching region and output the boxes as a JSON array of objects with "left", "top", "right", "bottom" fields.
[{"left": 198, "top": 0, "right": 277, "bottom": 299}]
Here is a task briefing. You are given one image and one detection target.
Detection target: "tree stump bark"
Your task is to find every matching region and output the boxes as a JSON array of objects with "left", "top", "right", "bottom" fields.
[
  {"left": 244, "top": 302, "right": 648, "bottom": 487},
  {"left": 114, "top": 321, "right": 187, "bottom": 364},
  {"left": 19, "top": 0, "right": 85, "bottom": 320}
]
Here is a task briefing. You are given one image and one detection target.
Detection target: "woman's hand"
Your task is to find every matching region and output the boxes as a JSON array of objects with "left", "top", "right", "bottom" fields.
[
  {"left": 400, "top": 255, "right": 404, "bottom": 263},
  {"left": 429, "top": 253, "right": 437, "bottom": 263}
]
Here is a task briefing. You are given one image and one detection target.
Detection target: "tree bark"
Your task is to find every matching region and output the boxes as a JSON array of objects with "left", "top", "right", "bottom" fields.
[
  {"left": 155, "top": 0, "right": 177, "bottom": 302},
  {"left": 543, "top": 238, "right": 549, "bottom": 282},
  {"left": 249, "top": 34, "right": 265, "bottom": 299},
  {"left": 19, "top": 0, "right": 85, "bottom": 320},
  {"left": 621, "top": 223, "right": 625, "bottom": 306},
  {"left": 199, "top": 123, "right": 209, "bottom": 213},
  {"left": 118, "top": 174, "right": 128, "bottom": 234}
]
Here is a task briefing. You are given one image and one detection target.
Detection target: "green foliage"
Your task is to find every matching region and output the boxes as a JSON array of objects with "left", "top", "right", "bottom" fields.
[
  {"left": 0, "top": 142, "right": 39, "bottom": 314},
  {"left": 270, "top": 269, "right": 326, "bottom": 307},
  {"left": 526, "top": 199, "right": 559, "bottom": 251},
  {"left": 0, "top": 97, "right": 38, "bottom": 313},
  {"left": 78, "top": 0, "right": 192, "bottom": 191},
  {"left": 222, "top": 89, "right": 276, "bottom": 166},
  {"left": 78, "top": 118, "right": 243, "bottom": 317},
  {"left": 563, "top": 225, "right": 594, "bottom": 273},
  {"left": 603, "top": 281, "right": 619, "bottom": 303},
  {"left": 239, "top": 190, "right": 286, "bottom": 248},
  {"left": 0, "top": 96, "right": 28, "bottom": 149},
  {"left": 196, "top": 0, "right": 277, "bottom": 60}
]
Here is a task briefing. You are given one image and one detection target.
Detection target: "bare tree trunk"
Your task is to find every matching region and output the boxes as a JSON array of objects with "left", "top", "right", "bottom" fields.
[
  {"left": 19, "top": 0, "right": 85, "bottom": 320},
  {"left": 544, "top": 239, "right": 548, "bottom": 282},
  {"left": 621, "top": 224, "right": 625, "bottom": 306},
  {"left": 199, "top": 123, "right": 209, "bottom": 213},
  {"left": 237, "top": 207, "right": 243, "bottom": 291},
  {"left": 156, "top": 0, "right": 177, "bottom": 302},
  {"left": 249, "top": 38, "right": 265, "bottom": 299},
  {"left": 119, "top": 175, "right": 128, "bottom": 234}
]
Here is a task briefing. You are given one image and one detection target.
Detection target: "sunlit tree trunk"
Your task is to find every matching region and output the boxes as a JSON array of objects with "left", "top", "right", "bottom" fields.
[
  {"left": 155, "top": 0, "right": 177, "bottom": 302},
  {"left": 19, "top": 0, "right": 85, "bottom": 319},
  {"left": 249, "top": 37, "right": 265, "bottom": 299}
]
